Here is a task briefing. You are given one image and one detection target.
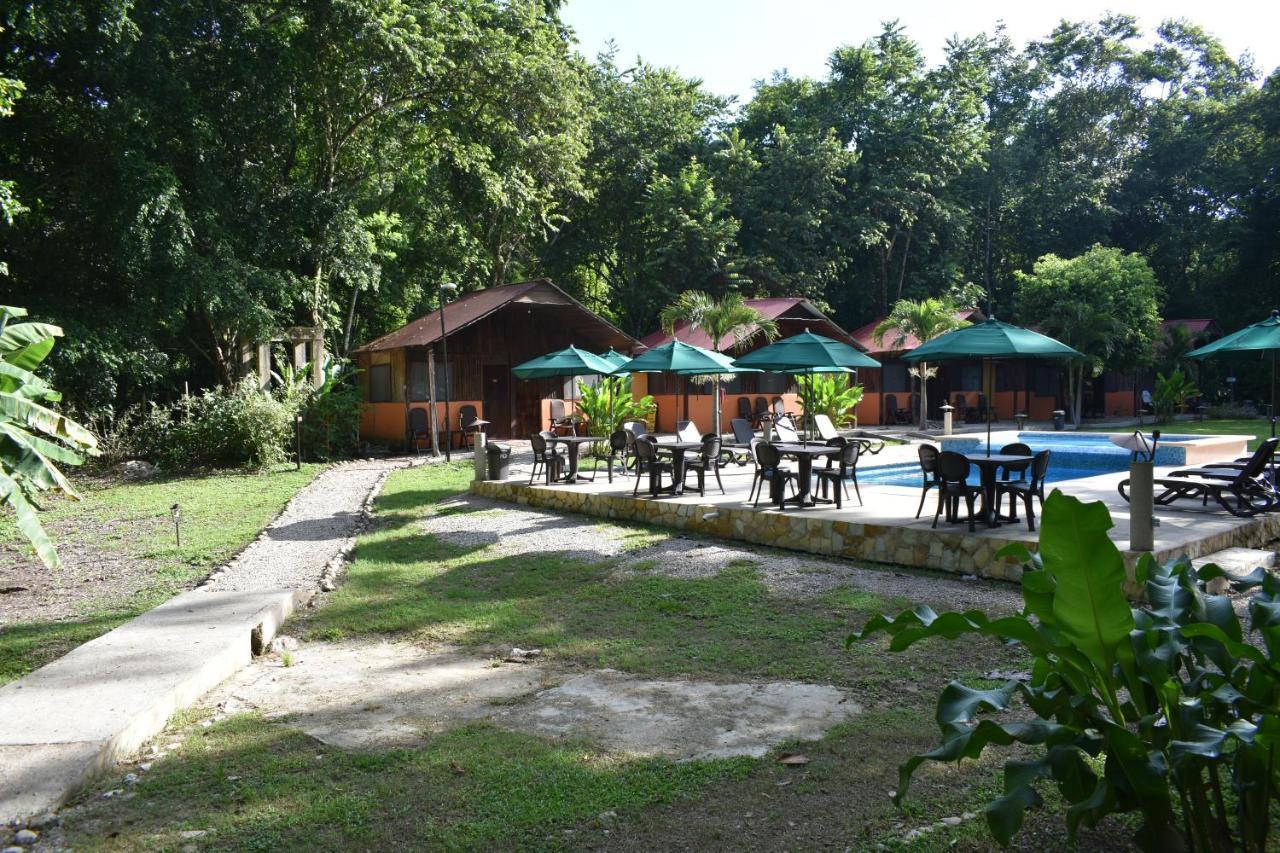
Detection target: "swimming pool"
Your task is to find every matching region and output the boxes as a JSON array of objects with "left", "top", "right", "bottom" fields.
[{"left": 857, "top": 431, "right": 1203, "bottom": 489}]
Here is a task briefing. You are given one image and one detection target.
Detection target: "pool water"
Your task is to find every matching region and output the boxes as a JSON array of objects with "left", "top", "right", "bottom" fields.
[{"left": 858, "top": 431, "right": 1190, "bottom": 489}]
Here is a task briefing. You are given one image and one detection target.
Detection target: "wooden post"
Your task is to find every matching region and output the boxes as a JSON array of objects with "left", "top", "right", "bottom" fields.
[{"left": 427, "top": 346, "right": 440, "bottom": 456}]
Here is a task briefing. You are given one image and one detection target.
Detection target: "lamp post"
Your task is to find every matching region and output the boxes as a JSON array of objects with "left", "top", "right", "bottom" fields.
[{"left": 438, "top": 282, "right": 458, "bottom": 461}]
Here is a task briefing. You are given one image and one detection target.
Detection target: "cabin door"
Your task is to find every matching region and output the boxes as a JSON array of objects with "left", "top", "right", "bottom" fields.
[{"left": 483, "top": 366, "right": 512, "bottom": 438}]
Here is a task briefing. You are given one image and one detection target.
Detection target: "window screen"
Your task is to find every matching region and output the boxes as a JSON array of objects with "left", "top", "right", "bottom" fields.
[
  {"left": 369, "top": 364, "right": 392, "bottom": 403},
  {"left": 409, "top": 362, "right": 429, "bottom": 401}
]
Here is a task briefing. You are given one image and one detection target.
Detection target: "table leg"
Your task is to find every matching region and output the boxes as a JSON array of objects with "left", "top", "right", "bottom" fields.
[
  {"left": 649, "top": 460, "right": 660, "bottom": 497},
  {"left": 566, "top": 442, "right": 580, "bottom": 482},
  {"left": 672, "top": 450, "right": 686, "bottom": 495},
  {"left": 981, "top": 466, "right": 998, "bottom": 528},
  {"left": 797, "top": 455, "right": 813, "bottom": 505}
]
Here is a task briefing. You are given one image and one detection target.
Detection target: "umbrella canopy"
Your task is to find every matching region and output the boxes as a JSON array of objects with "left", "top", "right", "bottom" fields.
[
  {"left": 733, "top": 330, "right": 882, "bottom": 371},
  {"left": 901, "top": 316, "right": 1082, "bottom": 363},
  {"left": 598, "top": 348, "right": 633, "bottom": 372},
  {"left": 1187, "top": 310, "right": 1280, "bottom": 359},
  {"left": 511, "top": 345, "right": 619, "bottom": 379},
  {"left": 623, "top": 340, "right": 739, "bottom": 375},
  {"left": 1188, "top": 309, "right": 1280, "bottom": 439}
]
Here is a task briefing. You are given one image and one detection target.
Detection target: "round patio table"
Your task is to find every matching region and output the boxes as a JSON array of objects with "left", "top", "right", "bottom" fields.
[
  {"left": 548, "top": 435, "right": 600, "bottom": 483},
  {"left": 962, "top": 452, "right": 1033, "bottom": 528},
  {"left": 773, "top": 443, "right": 842, "bottom": 508},
  {"left": 650, "top": 441, "right": 705, "bottom": 496}
]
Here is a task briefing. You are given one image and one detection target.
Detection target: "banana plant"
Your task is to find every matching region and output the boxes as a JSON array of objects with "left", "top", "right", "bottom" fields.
[
  {"left": 0, "top": 305, "right": 98, "bottom": 567},
  {"left": 849, "top": 491, "right": 1280, "bottom": 851},
  {"left": 797, "top": 373, "right": 864, "bottom": 427}
]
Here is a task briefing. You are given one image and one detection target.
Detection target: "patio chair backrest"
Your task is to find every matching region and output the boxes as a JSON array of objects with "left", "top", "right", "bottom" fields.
[
  {"left": 731, "top": 418, "right": 756, "bottom": 445},
  {"left": 885, "top": 394, "right": 899, "bottom": 415},
  {"left": 772, "top": 417, "right": 799, "bottom": 444},
  {"left": 409, "top": 407, "right": 428, "bottom": 433},
  {"left": 737, "top": 397, "right": 752, "bottom": 418},
  {"left": 530, "top": 432, "right": 549, "bottom": 454},
  {"left": 813, "top": 413, "right": 838, "bottom": 441},
  {"left": 609, "top": 429, "right": 629, "bottom": 452},
  {"left": 549, "top": 399, "right": 566, "bottom": 421},
  {"left": 1238, "top": 437, "right": 1279, "bottom": 481},
  {"left": 1030, "top": 449, "right": 1052, "bottom": 486},
  {"left": 1000, "top": 442, "right": 1032, "bottom": 457},
  {"left": 623, "top": 420, "right": 648, "bottom": 438},
  {"left": 677, "top": 420, "right": 701, "bottom": 443},
  {"left": 633, "top": 434, "right": 658, "bottom": 461},
  {"left": 838, "top": 439, "right": 861, "bottom": 469},
  {"left": 754, "top": 397, "right": 769, "bottom": 417},
  {"left": 754, "top": 441, "right": 783, "bottom": 470},
  {"left": 772, "top": 397, "right": 785, "bottom": 417},
  {"left": 918, "top": 444, "right": 939, "bottom": 476},
  {"left": 699, "top": 433, "right": 721, "bottom": 462},
  {"left": 937, "top": 451, "right": 971, "bottom": 485},
  {"left": 459, "top": 404, "right": 478, "bottom": 430}
]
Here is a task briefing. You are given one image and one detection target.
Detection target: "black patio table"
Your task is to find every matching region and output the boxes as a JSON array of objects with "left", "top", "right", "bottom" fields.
[
  {"left": 772, "top": 443, "right": 843, "bottom": 508},
  {"left": 650, "top": 441, "right": 705, "bottom": 496},
  {"left": 962, "top": 452, "right": 1033, "bottom": 528},
  {"left": 547, "top": 435, "right": 601, "bottom": 483}
]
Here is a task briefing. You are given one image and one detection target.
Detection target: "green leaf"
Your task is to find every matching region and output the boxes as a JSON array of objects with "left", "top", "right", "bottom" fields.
[
  {"left": 0, "top": 469, "right": 60, "bottom": 568},
  {"left": 986, "top": 783, "right": 1040, "bottom": 844},
  {"left": 1, "top": 335, "right": 54, "bottom": 372},
  {"left": 1039, "top": 490, "right": 1134, "bottom": 680}
]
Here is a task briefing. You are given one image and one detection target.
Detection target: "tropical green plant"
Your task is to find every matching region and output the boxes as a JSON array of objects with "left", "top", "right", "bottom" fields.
[
  {"left": 872, "top": 297, "right": 970, "bottom": 429},
  {"left": 0, "top": 305, "right": 99, "bottom": 568},
  {"left": 849, "top": 491, "right": 1280, "bottom": 851},
  {"left": 1154, "top": 369, "right": 1202, "bottom": 423},
  {"left": 659, "top": 290, "right": 779, "bottom": 431},
  {"left": 575, "top": 376, "right": 655, "bottom": 442},
  {"left": 159, "top": 378, "right": 294, "bottom": 470},
  {"left": 298, "top": 364, "right": 362, "bottom": 461},
  {"left": 797, "top": 373, "right": 864, "bottom": 427}
]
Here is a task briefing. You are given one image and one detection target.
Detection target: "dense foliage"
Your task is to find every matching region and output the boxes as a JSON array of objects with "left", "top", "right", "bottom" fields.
[
  {"left": 0, "top": 5, "right": 1277, "bottom": 411},
  {"left": 851, "top": 491, "right": 1280, "bottom": 850},
  {"left": 796, "top": 373, "right": 864, "bottom": 427},
  {"left": 0, "top": 306, "right": 98, "bottom": 567}
]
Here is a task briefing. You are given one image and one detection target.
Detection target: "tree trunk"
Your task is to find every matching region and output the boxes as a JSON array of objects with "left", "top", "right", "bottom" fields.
[
  {"left": 918, "top": 363, "right": 929, "bottom": 431},
  {"left": 1070, "top": 364, "right": 1083, "bottom": 426},
  {"left": 342, "top": 283, "right": 359, "bottom": 355},
  {"left": 896, "top": 231, "right": 912, "bottom": 303}
]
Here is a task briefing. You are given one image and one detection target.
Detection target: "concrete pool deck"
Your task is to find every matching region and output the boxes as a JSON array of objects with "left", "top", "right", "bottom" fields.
[{"left": 477, "top": 447, "right": 1279, "bottom": 586}]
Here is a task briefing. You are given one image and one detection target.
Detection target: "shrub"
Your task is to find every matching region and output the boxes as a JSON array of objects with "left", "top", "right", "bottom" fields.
[
  {"left": 297, "top": 367, "right": 361, "bottom": 461},
  {"left": 797, "top": 373, "right": 864, "bottom": 427},
  {"left": 850, "top": 491, "right": 1280, "bottom": 851},
  {"left": 1153, "top": 369, "right": 1200, "bottom": 423},
  {"left": 575, "top": 376, "right": 656, "bottom": 438},
  {"left": 160, "top": 378, "right": 294, "bottom": 469}
]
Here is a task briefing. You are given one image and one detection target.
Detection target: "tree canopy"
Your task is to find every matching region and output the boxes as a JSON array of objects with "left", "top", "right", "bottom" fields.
[{"left": 0, "top": 5, "right": 1275, "bottom": 410}]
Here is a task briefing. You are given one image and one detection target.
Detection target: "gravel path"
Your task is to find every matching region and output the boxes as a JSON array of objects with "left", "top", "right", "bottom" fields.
[
  {"left": 420, "top": 491, "right": 1024, "bottom": 614},
  {"left": 201, "top": 457, "right": 446, "bottom": 593}
]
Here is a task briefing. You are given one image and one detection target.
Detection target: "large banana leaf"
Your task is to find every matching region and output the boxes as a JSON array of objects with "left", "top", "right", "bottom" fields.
[
  {"left": 0, "top": 391, "right": 98, "bottom": 449},
  {"left": 0, "top": 468, "right": 61, "bottom": 568}
]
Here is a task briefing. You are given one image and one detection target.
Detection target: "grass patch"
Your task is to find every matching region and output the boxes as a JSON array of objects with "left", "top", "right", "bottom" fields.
[
  {"left": 61, "top": 711, "right": 753, "bottom": 852},
  {"left": 0, "top": 464, "right": 322, "bottom": 684},
  {"left": 1083, "top": 417, "right": 1273, "bottom": 450}
]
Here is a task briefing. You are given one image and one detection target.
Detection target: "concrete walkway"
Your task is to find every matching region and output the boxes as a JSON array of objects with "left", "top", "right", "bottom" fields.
[{"left": 0, "top": 455, "right": 434, "bottom": 824}]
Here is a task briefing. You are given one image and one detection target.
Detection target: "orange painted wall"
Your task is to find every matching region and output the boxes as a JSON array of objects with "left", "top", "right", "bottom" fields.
[
  {"left": 1105, "top": 391, "right": 1136, "bottom": 417},
  {"left": 649, "top": 391, "right": 804, "bottom": 434},
  {"left": 359, "top": 400, "right": 484, "bottom": 449}
]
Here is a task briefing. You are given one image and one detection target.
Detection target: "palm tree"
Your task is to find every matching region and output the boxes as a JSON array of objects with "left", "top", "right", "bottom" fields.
[
  {"left": 873, "top": 298, "right": 970, "bottom": 430},
  {"left": 659, "top": 291, "right": 779, "bottom": 434}
]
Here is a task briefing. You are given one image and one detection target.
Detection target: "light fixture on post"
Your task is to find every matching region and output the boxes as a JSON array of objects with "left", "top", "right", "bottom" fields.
[
  {"left": 438, "top": 282, "right": 459, "bottom": 462},
  {"left": 170, "top": 503, "right": 182, "bottom": 549}
]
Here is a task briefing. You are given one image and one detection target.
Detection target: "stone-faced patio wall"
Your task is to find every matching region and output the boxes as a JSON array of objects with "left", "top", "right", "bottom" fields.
[{"left": 471, "top": 479, "right": 1280, "bottom": 590}]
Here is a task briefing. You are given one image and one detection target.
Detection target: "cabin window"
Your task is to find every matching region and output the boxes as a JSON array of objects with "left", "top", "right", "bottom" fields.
[
  {"left": 959, "top": 364, "right": 983, "bottom": 391},
  {"left": 758, "top": 371, "right": 789, "bottom": 394},
  {"left": 1034, "top": 366, "right": 1060, "bottom": 397},
  {"left": 433, "top": 363, "right": 454, "bottom": 397},
  {"left": 369, "top": 364, "right": 392, "bottom": 403},
  {"left": 409, "top": 361, "right": 429, "bottom": 401},
  {"left": 882, "top": 364, "right": 909, "bottom": 393}
]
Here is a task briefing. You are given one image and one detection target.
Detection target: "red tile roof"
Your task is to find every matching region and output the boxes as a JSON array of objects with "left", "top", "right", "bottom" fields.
[
  {"left": 639, "top": 297, "right": 861, "bottom": 350},
  {"left": 850, "top": 308, "right": 984, "bottom": 355},
  {"left": 1162, "top": 318, "right": 1215, "bottom": 336},
  {"left": 354, "top": 279, "right": 638, "bottom": 353}
]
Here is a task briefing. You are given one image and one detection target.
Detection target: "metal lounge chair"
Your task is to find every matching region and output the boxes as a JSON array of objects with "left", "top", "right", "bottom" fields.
[
  {"left": 726, "top": 418, "right": 757, "bottom": 465},
  {"left": 1119, "top": 438, "right": 1278, "bottom": 518},
  {"left": 752, "top": 397, "right": 770, "bottom": 429},
  {"left": 737, "top": 396, "right": 753, "bottom": 423},
  {"left": 455, "top": 404, "right": 489, "bottom": 451}
]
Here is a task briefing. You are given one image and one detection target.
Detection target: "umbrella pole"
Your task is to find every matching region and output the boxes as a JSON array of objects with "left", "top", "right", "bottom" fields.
[
  {"left": 1272, "top": 351, "right": 1276, "bottom": 439},
  {"left": 986, "top": 358, "right": 993, "bottom": 456}
]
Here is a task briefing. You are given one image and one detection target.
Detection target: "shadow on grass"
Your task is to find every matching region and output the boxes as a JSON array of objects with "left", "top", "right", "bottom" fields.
[{"left": 58, "top": 713, "right": 754, "bottom": 851}]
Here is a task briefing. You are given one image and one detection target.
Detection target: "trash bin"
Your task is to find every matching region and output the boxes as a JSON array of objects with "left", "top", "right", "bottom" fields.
[
  {"left": 486, "top": 443, "right": 511, "bottom": 480},
  {"left": 1052, "top": 410, "right": 1066, "bottom": 431}
]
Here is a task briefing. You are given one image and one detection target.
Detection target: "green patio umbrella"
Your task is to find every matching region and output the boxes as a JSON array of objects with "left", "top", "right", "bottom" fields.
[
  {"left": 625, "top": 340, "right": 744, "bottom": 427},
  {"left": 511, "top": 345, "right": 619, "bottom": 434},
  {"left": 733, "top": 330, "right": 882, "bottom": 442},
  {"left": 902, "top": 316, "right": 1082, "bottom": 454},
  {"left": 1188, "top": 309, "right": 1280, "bottom": 438}
]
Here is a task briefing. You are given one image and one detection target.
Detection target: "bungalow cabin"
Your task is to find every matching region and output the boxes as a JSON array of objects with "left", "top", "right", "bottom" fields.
[
  {"left": 353, "top": 279, "right": 637, "bottom": 449},
  {"left": 637, "top": 298, "right": 870, "bottom": 433}
]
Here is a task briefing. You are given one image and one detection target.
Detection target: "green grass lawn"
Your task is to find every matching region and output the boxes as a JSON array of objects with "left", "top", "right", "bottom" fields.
[
  {"left": 46, "top": 461, "right": 1136, "bottom": 852},
  {"left": 0, "top": 464, "right": 322, "bottom": 684},
  {"left": 1084, "top": 417, "right": 1273, "bottom": 451}
]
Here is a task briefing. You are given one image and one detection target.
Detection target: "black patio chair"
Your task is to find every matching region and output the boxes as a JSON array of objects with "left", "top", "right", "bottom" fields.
[
  {"left": 726, "top": 417, "right": 757, "bottom": 465},
  {"left": 454, "top": 404, "right": 490, "bottom": 451},
  {"left": 749, "top": 440, "right": 797, "bottom": 507},
  {"left": 996, "top": 450, "right": 1051, "bottom": 531},
  {"left": 914, "top": 444, "right": 941, "bottom": 519},
  {"left": 997, "top": 442, "right": 1033, "bottom": 482},
  {"left": 737, "top": 396, "right": 753, "bottom": 422},
  {"left": 529, "top": 431, "right": 566, "bottom": 485},
  {"left": 816, "top": 438, "right": 862, "bottom": 508},
  {"left": 933, "top": 451, "right": 984, "bottom": 532},
  {"left": 632, "top": 435, "right": 673, "bottom": 497},
  {"left": 683, "top": 433, "right": 725, "bottom": 496},
  {"left": 752, "top": 397, "right": 770, "bottom": 429},
  {"left": 884, "top": 394, "right": 908, "bottom": 425},
  {"left": 408, "top": 407, "right": 431, "bottom": 455},
  {"left": 605, "top": 429, "right": 630, "bottom": 483}
]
